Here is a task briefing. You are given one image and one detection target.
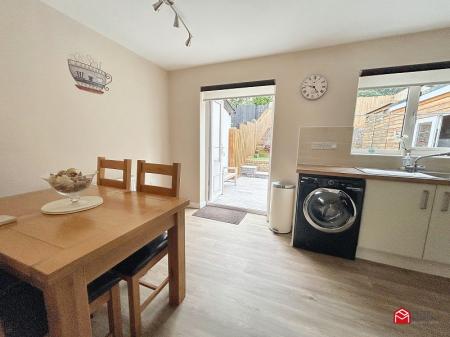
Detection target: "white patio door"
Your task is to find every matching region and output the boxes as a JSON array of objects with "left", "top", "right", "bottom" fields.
[{"left": 210, "top": 101, "right": 224, "bottom": 200}]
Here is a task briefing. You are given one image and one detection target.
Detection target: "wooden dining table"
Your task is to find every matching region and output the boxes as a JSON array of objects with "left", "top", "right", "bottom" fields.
[{"left": 0, "top": 186, "right": 189, "bottom": 337}]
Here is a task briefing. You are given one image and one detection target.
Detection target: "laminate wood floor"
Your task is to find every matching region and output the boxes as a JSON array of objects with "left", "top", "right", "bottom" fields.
[{"left": 92, "top": 209, "right": 450, "bottom": 337}]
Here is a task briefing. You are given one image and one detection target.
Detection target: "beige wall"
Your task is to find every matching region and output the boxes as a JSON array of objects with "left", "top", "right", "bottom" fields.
[
  {"left": 168, "top": 28, "right": 450, "bottom": 204},
  {"left": 0, "top": 0, "right": 170, "bottom": 196}
]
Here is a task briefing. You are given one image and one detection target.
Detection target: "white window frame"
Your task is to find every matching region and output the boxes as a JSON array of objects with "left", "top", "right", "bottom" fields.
[
  {"left": 412, "top": 116, "right": 440, "bottom": 148},
  {"left": 412, "top": 113, "right": 450, "bottom": 154}
]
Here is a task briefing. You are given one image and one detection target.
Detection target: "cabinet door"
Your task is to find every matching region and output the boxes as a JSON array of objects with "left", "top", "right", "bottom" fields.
[
  {"left": 423, "top": 186, "right": 450, "bottom": 264},
  {"left": 358, "top": 180, "right": 436, "bottom": 259}
]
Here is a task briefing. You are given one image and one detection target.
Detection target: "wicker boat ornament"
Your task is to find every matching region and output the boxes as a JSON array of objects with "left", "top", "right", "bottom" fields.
[{"left": 68, "top": 54, "right": 112, "bottom": 94}]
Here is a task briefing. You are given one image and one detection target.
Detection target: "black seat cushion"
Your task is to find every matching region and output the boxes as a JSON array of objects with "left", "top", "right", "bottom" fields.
[
  {"left": 0, "top": 270, "right": 21, "bottom": 298},
  {"left": 0, "top": 269, "right": 121, "bottom": 336},
  {"left": 87, "top": 271, "right": 122, "bottom": 302},
  {"left": 113, "top": 232, "right": 168, "bottom": 277},
  {"left": 0, "top": 271, "right": 48, "bottom": 337}
]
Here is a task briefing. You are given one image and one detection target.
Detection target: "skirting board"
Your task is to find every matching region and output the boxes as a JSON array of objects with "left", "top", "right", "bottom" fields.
[
  {"left": 189, "top": 201, "right": 206, "bottom": 209},
  {"left": 356, "top": 247, "right": 450, "bottom": 279}
]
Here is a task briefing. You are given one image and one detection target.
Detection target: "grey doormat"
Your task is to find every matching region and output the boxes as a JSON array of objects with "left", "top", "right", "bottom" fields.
[{"left": 192, "top": 206, "right": 247, "bottom": 225}]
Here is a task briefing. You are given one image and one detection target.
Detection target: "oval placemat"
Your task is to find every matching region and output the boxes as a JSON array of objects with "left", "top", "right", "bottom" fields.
[{"left": 41, "top": 196, "right": 103, "bottom": 215}]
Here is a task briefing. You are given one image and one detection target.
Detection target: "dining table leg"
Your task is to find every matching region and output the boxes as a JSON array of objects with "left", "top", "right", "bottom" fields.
[
  {"left": 43, "top": 268, "right": 93, "bottom": 337},
  {"left": 168, "top": 208, "right": 186, "bottom": 305}
]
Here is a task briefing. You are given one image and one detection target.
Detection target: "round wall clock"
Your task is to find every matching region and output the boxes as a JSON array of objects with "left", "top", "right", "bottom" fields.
[{"left": 301, "top": 74, "right": 328, "bottom": 100}]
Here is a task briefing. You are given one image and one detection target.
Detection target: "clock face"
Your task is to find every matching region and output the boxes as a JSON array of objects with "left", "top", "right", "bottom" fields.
[{"left": 301, "top": 74, "right": 328, "bottom": 100}]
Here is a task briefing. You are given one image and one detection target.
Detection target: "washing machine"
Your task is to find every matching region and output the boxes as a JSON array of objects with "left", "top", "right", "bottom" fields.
[{"left": 292, "top": 174, "right": 365, "bottom": 260}]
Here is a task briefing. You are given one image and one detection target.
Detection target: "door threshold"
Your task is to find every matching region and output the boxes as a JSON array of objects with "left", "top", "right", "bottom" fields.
[{"left": 207, "top": 202, "right": 267, "bottom": 216}]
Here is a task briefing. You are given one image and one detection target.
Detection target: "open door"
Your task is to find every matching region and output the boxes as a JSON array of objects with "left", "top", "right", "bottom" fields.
[
  {"left": 202, "top": 82, "right": 276, "bottom": 214},
  {"left": 209, "top": 101, "right": 224, "bottom": 200}
]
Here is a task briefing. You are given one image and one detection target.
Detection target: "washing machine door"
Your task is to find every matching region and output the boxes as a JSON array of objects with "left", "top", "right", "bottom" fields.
[{"left": 303, "top": 188, "right": 357, "bottom": 233}]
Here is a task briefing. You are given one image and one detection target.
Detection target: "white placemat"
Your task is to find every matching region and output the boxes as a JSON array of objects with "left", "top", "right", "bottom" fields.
[
  {"left": 41, "top": 196, "right": 103, "bottom": 215},
  {"left": 0, "top": 215, "right": 17, "bottom": 226}
]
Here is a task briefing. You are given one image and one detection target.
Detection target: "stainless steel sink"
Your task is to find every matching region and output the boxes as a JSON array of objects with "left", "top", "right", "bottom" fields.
[
  {"left": 357, "top": 168, "right": 450, "bottom": 180},
  {"left": 422, "top": 171, "right": 450, "bottom": 180},
  {"left": 357, "top": 168, "right": 432, "bottom": 178}
]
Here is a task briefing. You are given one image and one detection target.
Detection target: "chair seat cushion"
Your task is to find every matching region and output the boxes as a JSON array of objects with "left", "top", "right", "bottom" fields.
[
  {"left": 87, "top": 271, "right": 122, "bottom": 302},
  {"left": 113, "top": 232, "right": 168, "bottom": 277},
  {"left": 0, "top": 271, "right": 48, "bottom": 337},
  {"left": 0, "top": 269, "right": 122, "bottom": 336},
  {"left": 0, "top": 270, "right": 21, "bottom": 298}
]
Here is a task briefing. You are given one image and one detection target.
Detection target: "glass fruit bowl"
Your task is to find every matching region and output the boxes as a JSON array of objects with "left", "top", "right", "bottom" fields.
[{"left": 43, "top": 168, "right": 97, "bottom": 203}]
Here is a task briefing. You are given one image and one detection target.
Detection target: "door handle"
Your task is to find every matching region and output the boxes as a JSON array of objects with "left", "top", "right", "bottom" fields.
[
  {"left": 441, "top": 192, "right": 450, "bottom": 212},
  {"left": 420, "top": 190, "right": 430, "bottom": 210}
]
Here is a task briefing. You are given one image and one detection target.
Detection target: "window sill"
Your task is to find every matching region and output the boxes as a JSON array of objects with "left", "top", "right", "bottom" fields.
[
  {"left": 351, "top": 149, "right": 450, "bottom": 158},
  {"left": 351, "top": 150, "right": 401, "bottom": 157}
]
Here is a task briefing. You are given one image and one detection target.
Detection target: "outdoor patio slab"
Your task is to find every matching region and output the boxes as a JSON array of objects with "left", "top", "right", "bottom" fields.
[{"left": 212, "top": 176, "right": 268, "bottom": 213}]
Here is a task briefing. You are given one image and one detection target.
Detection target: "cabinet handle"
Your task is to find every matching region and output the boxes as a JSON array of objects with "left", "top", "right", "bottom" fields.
[
  {"left": 441, "top": 192, "right": 450, "bottom": 212},
  {"left": 420, "top": 190, "right": 430, "bottom": 210}
]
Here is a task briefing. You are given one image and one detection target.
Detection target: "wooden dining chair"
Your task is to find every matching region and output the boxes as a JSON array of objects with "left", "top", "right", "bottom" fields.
[
  {"left": 114, "top": 161, "right": 181, "bottom": 337},
  {"left": 0, "top": 268, "right": 123, "bottom": 337},
  {"left": 88, "top": 272, "right": 123, "bottom": 337},
  {"left": 97, "top": 157, "right": 132, "bottom": 190}
]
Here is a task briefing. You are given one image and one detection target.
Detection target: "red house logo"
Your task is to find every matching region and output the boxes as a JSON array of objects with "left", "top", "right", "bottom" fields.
[{"left": 394, "top": 308, "right": 411, "bottom": 324}]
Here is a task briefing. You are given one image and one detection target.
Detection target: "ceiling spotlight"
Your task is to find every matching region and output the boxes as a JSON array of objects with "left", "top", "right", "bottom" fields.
[
  {"left": 185, "top": 34, "right": 192, "bottom": 47},
  {"left": 173, "top": 14, "right": 180, "bottom": 28},
  {"left": 152, "top": 0, "right": 164, "bottom": 12}
]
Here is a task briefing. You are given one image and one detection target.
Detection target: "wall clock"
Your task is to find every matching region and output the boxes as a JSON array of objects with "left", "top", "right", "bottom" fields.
[{"left": 301, "top": 74, "right": 328, "bottom": 100}]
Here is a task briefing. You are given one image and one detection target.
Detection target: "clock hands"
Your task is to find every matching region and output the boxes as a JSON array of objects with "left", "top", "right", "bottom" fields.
[
  {"left": 301, "top": 75, "right": 327, "bottom": 99},
  {"left": 306, "top": 85, "right": 319, "bottom": 93}
]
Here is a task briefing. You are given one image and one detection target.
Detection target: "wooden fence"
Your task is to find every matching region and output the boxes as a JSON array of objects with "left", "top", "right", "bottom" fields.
[
  {"left": 354, "top": 90, "right": 450, "bottom": 150},
  {"left": 231, "top": 103, "right": 268, "bottom": 127},
  {"left": 228, "top": 107, "right": 273, "bottom": 173}
]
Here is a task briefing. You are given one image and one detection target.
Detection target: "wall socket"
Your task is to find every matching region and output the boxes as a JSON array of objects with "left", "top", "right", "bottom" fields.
[{"left": 311, "top": 142, "right": 338, "bottom": 150}]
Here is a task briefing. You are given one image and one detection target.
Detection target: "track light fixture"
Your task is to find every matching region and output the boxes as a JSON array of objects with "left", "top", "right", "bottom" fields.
[
  {"left": 185, "top": 34, "right": 192, "bottom": 47},
  {"left": 152, "top": 0, "right": 163, "bottom": 12},
  {"left": 152, "top": 0, "right": 193, "bottom": 47}
]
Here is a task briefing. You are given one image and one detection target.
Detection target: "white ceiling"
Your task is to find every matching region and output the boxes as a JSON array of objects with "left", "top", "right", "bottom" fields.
[{"left": 40, "top": 0, "right": 450, "bottom": 70}]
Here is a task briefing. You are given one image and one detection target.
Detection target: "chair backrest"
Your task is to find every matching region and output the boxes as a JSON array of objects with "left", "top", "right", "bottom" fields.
[
  {"left": 97, "top": 157, "right": 132, "bottom": 190},
  {"left": 136, "top": 160, "right": 180, "bottom": 197}
]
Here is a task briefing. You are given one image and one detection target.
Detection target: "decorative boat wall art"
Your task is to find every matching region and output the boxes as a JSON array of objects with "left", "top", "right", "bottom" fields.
[{"left": 67, "top": 54, "right": 112, "bottom": 94}]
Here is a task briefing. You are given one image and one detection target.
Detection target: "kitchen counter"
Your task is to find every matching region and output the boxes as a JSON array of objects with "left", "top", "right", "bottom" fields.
[{"left": 296, "top": 164, "right": 450, "bottom": 186}]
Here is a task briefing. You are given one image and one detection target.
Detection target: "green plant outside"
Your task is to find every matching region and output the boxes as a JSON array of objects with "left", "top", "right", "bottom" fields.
[{"left": 228, "top": 96, "right": 273, "bottom": 108}]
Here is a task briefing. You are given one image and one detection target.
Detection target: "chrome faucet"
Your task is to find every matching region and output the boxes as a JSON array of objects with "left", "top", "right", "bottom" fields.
[{"left": 404, "top": 152, "right": 450, "bottom": 172}]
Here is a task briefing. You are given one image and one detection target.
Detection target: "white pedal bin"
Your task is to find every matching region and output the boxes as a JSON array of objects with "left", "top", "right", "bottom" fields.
[{"left": 269, "top": 181, "right": 295, "bottom": 233}]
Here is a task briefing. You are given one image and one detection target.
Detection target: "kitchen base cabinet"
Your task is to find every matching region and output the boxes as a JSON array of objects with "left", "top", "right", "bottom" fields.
[
  {"left": 423, "top": 186, "right": 450, "bottom": 264},
  {"left": 358, "top": 180, "right": 436, "bottom": 259}
]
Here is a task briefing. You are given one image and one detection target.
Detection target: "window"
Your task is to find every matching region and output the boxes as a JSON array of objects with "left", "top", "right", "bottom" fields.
[
  {"left": 437, "top": 115, "right": 450, "bottom": 147},
  {"left": 414, "top": 84, "right": 450, "bottom": 149},
  {"left": 352, "top": 87, "right": 408, "bottom": 153},
  {"left": 412, "top": 116, "right": 438, "bottom": 148},
  {"left": 351, "top": 77, "right": 450, "bottom": 155}
]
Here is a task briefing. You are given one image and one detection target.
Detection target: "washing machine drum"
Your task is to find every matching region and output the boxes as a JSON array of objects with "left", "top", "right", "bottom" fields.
[{"left": 303, "top": 188, "right": 357, "bottom": 233}]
